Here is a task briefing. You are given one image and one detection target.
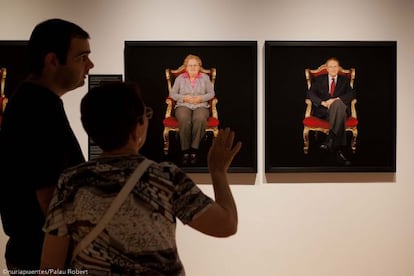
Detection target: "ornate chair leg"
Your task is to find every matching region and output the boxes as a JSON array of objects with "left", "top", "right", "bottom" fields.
[
  {"left": 351, "top": 128, "right": 358, "bottom": 154},
  {"left": 213, "top": 128, "right": 219, "bottom": 137},
  {"left": 163, "top": 128, "right": 170, "bottom": 155},
  {"left": 303, "top": 127, "right": 309, "bottom": 154}
]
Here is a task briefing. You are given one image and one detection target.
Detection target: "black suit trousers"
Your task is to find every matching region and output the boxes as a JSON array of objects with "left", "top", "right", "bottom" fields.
[{"left": 327, "top": 99, "right": 347, "bottom": 147}]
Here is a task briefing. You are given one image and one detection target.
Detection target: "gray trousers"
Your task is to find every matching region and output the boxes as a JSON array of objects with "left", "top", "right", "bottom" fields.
[
  {"left": 175, "top": 106, "right": 209, "bottom": 151},
  {"left": 328, "top": 99, "right": 347, "bottom": 147}
]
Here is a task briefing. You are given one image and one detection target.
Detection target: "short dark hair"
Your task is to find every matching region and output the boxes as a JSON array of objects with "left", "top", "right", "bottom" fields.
[
  {"left": 81, "top": 82, "right": 146, "bottom": 152},
  {"left": 28, "top": 18, "right": 90, "bottom": 74}
]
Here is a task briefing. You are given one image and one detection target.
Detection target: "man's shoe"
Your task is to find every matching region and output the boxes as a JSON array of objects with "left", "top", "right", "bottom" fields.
[
  {"left": 190, "top": 153, "right": 198, "bottom": 165},
  {"left": 320, "top": 143, "right": 329, "bottom": 151},
  {"left": 182, "top": 153, "right": 190, "bottom": 166},
  {"left": 336, "top": 150, "right": 351, "bottom": 166},
  {"left": 320, "top": 138, "right": 334, "bottom": 151}
]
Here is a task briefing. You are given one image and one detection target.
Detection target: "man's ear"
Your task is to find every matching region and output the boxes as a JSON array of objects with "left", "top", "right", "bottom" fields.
[{"left": 44, "top": 52, "right": 59, "bottom": 68}]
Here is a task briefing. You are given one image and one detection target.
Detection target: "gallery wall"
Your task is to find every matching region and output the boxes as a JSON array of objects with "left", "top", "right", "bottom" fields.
[{"left": 1, "top": 0, "right": 413, "bottom": 275}]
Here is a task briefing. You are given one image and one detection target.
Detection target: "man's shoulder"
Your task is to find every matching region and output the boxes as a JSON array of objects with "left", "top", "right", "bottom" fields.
[
  {"left": 309, "top": 74, "right": 327, "bottom": 88},
  {"left": 314, "top": 74, "right": 328, "bottom": 81},
  {"left": 10, "top": 81, "right": 59, "bottom": 103},
  {"left": 338, "top": 74, "right": 350, "bottom": 81}
]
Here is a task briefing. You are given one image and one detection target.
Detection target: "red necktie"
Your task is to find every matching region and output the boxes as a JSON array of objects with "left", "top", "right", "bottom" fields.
[{"left": 330, "top": 78, "right": 336, "bottom": 96}]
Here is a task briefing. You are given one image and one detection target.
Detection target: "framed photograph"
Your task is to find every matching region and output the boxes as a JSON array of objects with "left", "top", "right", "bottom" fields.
[
  {"left": 0, "top": 41, "right": 29, "bottom": 98},
  {"left": 124, "top": 41, "right": 257, "bottom": 174},
  {"left": 265, "top": 41, "right": 396, "bottom": 173},
  {"left": 87, "top": 74, "right": 123, "bottom": 160}
]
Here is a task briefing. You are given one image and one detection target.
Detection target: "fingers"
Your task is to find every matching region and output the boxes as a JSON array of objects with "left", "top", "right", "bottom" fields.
[
  {"left": 230, "top": 141, "right": 242, "bottom": 157},
  {"left": 225, "top": 128, "right": 234, "bottom": 149},
  {"left": 208, "top": 128, "right": 241, "bottom": 171},
  {"left": 220, "top": 128, "right": 232, "bottom": 149},
  {"left": 215, "top": 128, "right": 241, "bottom": 152}
]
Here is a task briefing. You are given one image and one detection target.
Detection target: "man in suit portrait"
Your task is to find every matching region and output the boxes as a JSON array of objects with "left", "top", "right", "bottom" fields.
[{"left": 308, "top": 57, "right": 356, "bottom": 165}]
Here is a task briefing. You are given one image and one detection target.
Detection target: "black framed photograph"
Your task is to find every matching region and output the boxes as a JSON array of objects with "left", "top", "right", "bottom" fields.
[
  {"left": 265, "top": 41, "right": 396, "bottom": 173},
  {"left": 0, "top": 41, "right": 29, "bottom": 129},
  {"left": 124, "top": 41, "right": 257, "bottom": 174},
  {"left": 0, "top": 41, "right": 29, "bottom": 98}
]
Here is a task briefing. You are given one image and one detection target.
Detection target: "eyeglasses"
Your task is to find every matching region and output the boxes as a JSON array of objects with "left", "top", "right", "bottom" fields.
[{"left": 144, "top": 106, "right": 153, "bottom": 119}]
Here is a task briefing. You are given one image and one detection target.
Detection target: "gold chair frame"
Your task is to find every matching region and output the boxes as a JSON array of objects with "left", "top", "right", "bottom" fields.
[{"left": 0, "top": 68, "right": 7, "bottom": 112}]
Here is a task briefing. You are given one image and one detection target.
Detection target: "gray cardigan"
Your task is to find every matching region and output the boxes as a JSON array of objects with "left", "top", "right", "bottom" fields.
[{"left": 170, "top": 73, "right": 215, "bottom": 110}]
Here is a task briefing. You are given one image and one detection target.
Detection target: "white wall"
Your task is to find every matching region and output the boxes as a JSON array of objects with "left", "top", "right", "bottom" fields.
[{"left": 1, "top": 0, "right": 414, "bottom": 275}]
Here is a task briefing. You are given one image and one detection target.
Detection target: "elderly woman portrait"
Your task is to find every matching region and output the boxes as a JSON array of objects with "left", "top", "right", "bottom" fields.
[{"left": 170, "top": 54, "right": 215, "bottom": 165}]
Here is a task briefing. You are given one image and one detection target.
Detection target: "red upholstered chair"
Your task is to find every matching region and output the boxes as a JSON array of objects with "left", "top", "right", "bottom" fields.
[
  {"left": 303, "top": 64, "right": 358, "bottom": 154},
  {"left": 163, "top": 66, "right": 219, "bottom": 155},
  {"left": 0, "top": 68, "right": 8, "bottom": 127}
]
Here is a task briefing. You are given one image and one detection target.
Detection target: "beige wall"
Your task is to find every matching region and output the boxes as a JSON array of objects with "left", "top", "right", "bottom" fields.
[{"left": 1, "top": 0, "right": 413, "bottom": 275}]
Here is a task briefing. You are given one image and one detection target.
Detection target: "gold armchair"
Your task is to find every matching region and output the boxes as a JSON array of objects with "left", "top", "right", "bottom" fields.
[
  {"left": 162, "top": 66, "right": 219, "bottom": 155},
  {"left": 303, "top": 64, "right": 358, "bottom": 154}
]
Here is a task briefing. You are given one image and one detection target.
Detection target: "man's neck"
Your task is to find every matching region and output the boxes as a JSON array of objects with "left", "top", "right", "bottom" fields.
[{"left": 26, "top": 74, "right": 65, "bottom": 97}]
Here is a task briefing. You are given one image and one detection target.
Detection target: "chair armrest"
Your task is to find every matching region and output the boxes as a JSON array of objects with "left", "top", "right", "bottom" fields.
[
  {"left": 350, "top": 98, "right": 357, "bottom": 118},
  {"left": 165, "top": 97, "right": 174, "bottom": 118},
  {"left": 210, "top": 97, "right": 218, "bottom": 119},
  {"left": 305, "top": 99, "right": 312, "bottom": 117}
]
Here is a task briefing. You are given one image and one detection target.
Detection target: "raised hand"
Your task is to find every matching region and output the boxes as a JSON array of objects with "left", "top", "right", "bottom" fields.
[{"left": 208, "top": 128, "right": 242, "bottom": 173}]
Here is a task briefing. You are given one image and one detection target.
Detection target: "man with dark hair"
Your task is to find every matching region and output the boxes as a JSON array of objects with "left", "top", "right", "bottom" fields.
[
  {"left": 308, "top": 57, "right": 356, "bottom": 165},
  {"left": 0, "top": 18, "right": 94, "bottom": 270}
]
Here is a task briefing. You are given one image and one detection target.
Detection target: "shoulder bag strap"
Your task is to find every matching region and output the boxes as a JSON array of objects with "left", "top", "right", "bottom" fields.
[{"left": 71, "top": 159, "right": 154, "bottom": 262}]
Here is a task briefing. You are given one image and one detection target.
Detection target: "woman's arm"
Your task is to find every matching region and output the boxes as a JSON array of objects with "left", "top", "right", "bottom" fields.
[
  {"left": 170, "top": 75, "right": 185, "bottom": 102},
  {"left": 188, "top": 128, "right": 241, "bottom": 237},
  {"left": 200, "top": 74, "right": 215, "bottom": 102}
]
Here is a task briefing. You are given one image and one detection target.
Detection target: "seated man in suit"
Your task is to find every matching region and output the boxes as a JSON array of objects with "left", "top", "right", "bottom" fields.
[{"left": 308, "top": 57, "right": 356, "bottom": 165}]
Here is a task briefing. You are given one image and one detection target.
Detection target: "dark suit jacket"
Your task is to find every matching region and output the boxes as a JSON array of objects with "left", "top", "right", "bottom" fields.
[{"left": 308, "top": 74, "right": 356, "bottom": 119}]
